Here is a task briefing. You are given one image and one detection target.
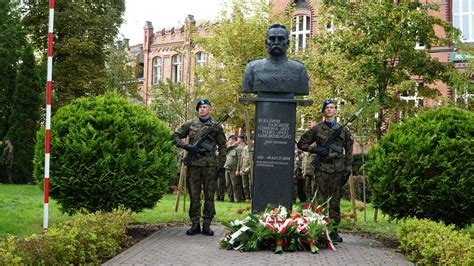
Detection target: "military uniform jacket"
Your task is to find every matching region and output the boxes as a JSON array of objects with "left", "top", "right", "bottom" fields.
[
  {"left": 297, "top": 122, "right": 353, "bottom": 173},
  {"left": 172, "top": 117, "right": 226, "bottom": 167},
  {"left": 237, "top": 145, "right": 251, "bottom": 172},
  {"left": 224, "top": 145, "right": 240, "bottom": 170},
  {"left": 302, "top": 151, "right": 315, "bottom": 176}
]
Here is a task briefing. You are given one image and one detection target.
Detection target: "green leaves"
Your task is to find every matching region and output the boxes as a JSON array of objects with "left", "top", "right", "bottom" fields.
[
  {"left": 22, "top": 0, "right": 126, "bottom": 108},
  {"left": 308, "top": 1, "right": 461, "bottom": 139},
  {"left": 33, "top": 92, "right": 178, "bottom": 214},
  {"left": 397, "top": 218, "right": 474, "bottom": 265},
  {"left": 366, "top": 107, "right": 474, "bottom": 228},
  {"left": 7, "top": 44, "right": 42, "bottom": 183}
]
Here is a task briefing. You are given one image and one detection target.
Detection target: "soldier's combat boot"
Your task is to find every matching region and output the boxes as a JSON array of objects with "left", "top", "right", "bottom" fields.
[
  {"left": 330, "top": 228, "right": 343, "bottom": 243},
  {"left": 186, "top": 222, "right": 201, "bottom": 235},
  {"left": 202, "top": 221, "right": 214, "bottom": 236}
]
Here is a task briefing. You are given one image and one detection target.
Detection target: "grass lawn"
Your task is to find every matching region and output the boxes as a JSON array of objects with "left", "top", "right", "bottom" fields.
[{"left": 1, "top": 184, "right": 472, "bottom": 240}]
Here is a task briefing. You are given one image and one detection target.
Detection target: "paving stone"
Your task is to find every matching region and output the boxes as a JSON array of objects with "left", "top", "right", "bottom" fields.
[{"left": 104, "top": 224, "right": 412, "bottom": 265}]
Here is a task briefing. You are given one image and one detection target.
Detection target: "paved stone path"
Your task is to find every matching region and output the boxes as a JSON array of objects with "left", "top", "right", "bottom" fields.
[{"left": 104, "top": 225, "right": 412, "bottom": 265}]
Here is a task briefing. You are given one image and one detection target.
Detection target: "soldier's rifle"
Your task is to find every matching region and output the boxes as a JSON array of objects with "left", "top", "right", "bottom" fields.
[
  {"left": 181, "top": 108, "right": 236, "bottom": 166},
  {"left": 312, "top": 108, "right": 364, "bottom": 187}
]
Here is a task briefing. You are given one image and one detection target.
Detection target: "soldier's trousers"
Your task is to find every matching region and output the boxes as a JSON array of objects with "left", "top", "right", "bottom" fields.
[
  {"left": 216, "top": 169, "right": 226, "bottom": 200},
  {"left": 187, "top": 166, "right": 216, "bottom": 223},
  {"left": 304, "top": 174, "right": 315, "bottom": 200},
  {"left": 226, "top": 168, "right": 243, "bottom": 202},
  {"left": 292, "top": 177, "right": 307, "bottom": 203},
  {"left": 242, "top": 172, "right": 251, "bottom": 200},
  {"left": 315, "top": 171, "right": 343, "bottom": 226},
  {"left": 3, "top": 165, "right": 12, "bottom": 184}
]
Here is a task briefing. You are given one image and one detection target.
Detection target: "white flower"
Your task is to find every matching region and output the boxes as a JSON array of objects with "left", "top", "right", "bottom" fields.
[
  {"left": 279, "top": 206, "right": 288, "bottom": 219},
  {"left": 231, "top": 219, "right": 244, "bottom": 227}
]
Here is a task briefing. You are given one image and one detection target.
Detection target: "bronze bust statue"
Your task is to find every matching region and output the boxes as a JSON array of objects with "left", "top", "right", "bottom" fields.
[{"left": 242, "top": 24, "right": 309, "bottom": 96}]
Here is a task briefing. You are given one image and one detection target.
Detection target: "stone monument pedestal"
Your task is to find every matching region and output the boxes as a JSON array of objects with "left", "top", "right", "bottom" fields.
[{"left": 240, "top": 94, "right": 312, "bottom": 212}]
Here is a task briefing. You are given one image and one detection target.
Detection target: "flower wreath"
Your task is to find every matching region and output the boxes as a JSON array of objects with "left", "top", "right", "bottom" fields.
[{"left": 221, "top": 201, "right": 337, "bottom": 254}]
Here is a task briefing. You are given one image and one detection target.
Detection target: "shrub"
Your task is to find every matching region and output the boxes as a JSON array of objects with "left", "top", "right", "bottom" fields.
[
  {"left": 6, "top": 44, "right": 42, "bottom": 184},
  {"left": 33, "top": 92, "right": 178, "bottom": 214},
  {"left": 0, "top": 208, "right": 131, "bottom": 264},
  {"left": 366, "top": 107, "right": 473, "bottom": 228},
  {"left": 397, "top": 218, "right": 474, "bottom": 265}
]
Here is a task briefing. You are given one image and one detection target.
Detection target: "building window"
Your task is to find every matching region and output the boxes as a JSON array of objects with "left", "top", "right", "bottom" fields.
[
  {"left": 291, "top": 15, "right": 311, "bottom": 51},
  {"left": 152, "top": 57, "right": 162, "bottom": 85},
  {"left": 172, "top": 54, "right": 182, "bottom": 83},
  {"left": 196, "top": 52, "right": 206, "bottom": 67},
  {"left": 453, "top": 0, "right": 474, "bottom": 42}
]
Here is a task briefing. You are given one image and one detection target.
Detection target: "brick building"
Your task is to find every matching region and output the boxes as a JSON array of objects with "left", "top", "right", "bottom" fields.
[{"left": 135, "top": 15, "right": 209, "bottom": 105}]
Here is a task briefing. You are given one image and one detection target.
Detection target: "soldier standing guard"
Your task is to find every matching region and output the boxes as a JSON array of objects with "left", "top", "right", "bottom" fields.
[
  {"left": 2, "top": 137, "right": 13, "bottom": 184},
  {"left": 302, "top": 151, "right": 316, "bottom": 200},
  {"left": 225, "top": 135, "right": 243, "bottom": 202},
  {"left": 236, "top": 135, "right": 252, "bottom": 202},
  {"left": 297, "top": 99, "right": 353, "bottom": 242},
  {"left": 172, "top": 99, "right": 227, "bottom": 236}
]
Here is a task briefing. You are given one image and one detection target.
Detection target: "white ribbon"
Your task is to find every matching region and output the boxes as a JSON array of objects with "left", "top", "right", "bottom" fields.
[{"left": 229, "top": 225, "right": 250, "bottom": 245}]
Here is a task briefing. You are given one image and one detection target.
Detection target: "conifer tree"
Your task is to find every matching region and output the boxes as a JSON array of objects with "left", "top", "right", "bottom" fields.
[
  {"left": 0, "top": 0, "right": 25, "bottom": 138},
  {"left": 23, "top": 0, "right": 126, "bottom": 108},
  {"left": 7, "top": 45, "right": 42, "bottom": 183}
]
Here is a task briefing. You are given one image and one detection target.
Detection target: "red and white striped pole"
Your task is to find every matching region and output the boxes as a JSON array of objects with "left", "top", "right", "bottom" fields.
[{"left": 44, "top": 0, "right": 55, "bottom": 231}]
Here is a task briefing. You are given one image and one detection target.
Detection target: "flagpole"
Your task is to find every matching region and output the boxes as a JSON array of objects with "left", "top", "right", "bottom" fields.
[{"left": 44, "top": 0, "right": 55, "bottom": 231}]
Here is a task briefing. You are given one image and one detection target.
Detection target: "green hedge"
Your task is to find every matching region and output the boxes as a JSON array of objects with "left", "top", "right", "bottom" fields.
[
  {"left": 366, "top": 107, "right": 473, "bottom": 228},
  {"left": 397, "top": 218, "right": 474, "bottom": 265},
  {"left": 33, "top": 92, "right": 178, "bottom": 214},
  {"left": 0, "top": 208, "right": 131, "bottom": 264}
]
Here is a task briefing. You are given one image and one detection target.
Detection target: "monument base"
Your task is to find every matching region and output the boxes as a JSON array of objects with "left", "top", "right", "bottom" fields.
[{"left": 240, "top": 95, "right": 312, "bottom": 213}]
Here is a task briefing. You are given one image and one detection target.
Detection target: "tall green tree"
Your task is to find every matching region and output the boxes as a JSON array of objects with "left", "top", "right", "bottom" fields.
[
  {"left": 0, "top": 0, "right": 25, "bottom": 138},
  {"left": 196, "top": 0, "right": 289, "bottom": 128},
  {"left": 150, "top": 79, "right": 200, "bottom": 131},
  {"left": 7, "top": 45, "right": 42, "bottom": 183},
  {"left": 105, "top": 42, "right": 142, "bottom": 101},
  {"left": 23, "top": 0, "right": 126, "bottom": 108},
  {"left": 311, "top": 1, "right": 460, "bottom": 140}
]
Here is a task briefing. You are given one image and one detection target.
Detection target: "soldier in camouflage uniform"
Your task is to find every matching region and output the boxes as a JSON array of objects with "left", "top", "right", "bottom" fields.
[
  {"left": 302, "top": 151, "right": 316, "bottom": 200},
  {"left": 236, "top": 135, "right": 252, "bottom": 201},
  {"left": 292, "top": 148, "right": 306, "bottom": 203},
  {"left": 297, "top": 99, "right": 353, "bottom": 243},
  {"left": 172, "top": 99, "right": 226, "bottom": 236},
  {"left": 216, "top": 164, "right": 226, "bottom": 201},
  {"left": 2, "top": 138, "right": 13, "bottom": 184},
  {"left": 225, "top": 135, "right": 243, "bottom": 202}
]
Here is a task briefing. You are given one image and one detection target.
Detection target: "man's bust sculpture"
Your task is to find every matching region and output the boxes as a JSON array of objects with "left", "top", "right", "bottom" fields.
[{"left": 242, "top": 24, "right": 309, "bottom": 96}]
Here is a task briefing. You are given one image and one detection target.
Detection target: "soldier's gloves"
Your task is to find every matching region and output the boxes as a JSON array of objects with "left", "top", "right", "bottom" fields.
[
  {"left": 183, "top": 144, "right": 200, "bottom": 154},
  {"left": 310, "top": 146, "right": 329, "bottom": 157}
]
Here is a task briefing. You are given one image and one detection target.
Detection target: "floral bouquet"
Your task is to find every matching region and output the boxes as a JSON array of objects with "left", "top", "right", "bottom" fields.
[{"left": 221, "top": 202, "right": 337, "bottom": 254}]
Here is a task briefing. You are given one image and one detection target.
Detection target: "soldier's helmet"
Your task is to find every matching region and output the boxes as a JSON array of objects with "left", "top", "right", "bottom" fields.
[{"left": 196, "top": 99, "right": 211, "bottom": 111}]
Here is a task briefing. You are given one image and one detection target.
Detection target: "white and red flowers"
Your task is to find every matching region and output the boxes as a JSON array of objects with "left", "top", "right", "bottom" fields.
[{"left": 221, "top": 204, "right": 337, "bottom": 254}]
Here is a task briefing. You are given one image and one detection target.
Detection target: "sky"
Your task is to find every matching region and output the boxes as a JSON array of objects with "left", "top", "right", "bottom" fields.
[{"left": 119, "top": 0, "right": 232, "bottom": 46}]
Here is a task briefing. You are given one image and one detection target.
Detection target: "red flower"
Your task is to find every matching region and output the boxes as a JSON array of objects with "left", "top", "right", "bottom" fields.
[
  {"left": 303, "top": 203, "right": 311, "bottom": 210},
  {"left": 315, "top": 207, "right": 323, "bottom": 213}
]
